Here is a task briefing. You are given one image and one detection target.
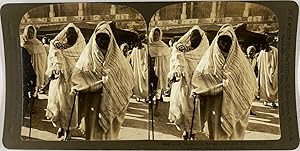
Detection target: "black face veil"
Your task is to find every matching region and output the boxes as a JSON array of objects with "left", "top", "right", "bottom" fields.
[
  {"left": 96, "top": 33, "right": 110, "bottom": 56},
  {"left": 217, "top": 35, "right": 232, "bottom": 54},
  {"left": 66, "top": 27, "right": 78, "bottom": 46},
  {"left": 190, "top": 30, "right": 202, "bottom": 49}
]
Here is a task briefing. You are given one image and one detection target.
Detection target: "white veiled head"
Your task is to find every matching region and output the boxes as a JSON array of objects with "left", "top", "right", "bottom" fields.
[
  {"left": 50, "top": 23, "right": 86, "bottom": 50},
  {"left": 149, "top": 27, "right": 163, "bottom": 44},
  {"left": 23, "top": 25, "right": 37, "bottom": 40},
  {"left": 148, "top": 27, "right": 171, "bottom": 57},
  {"left": 20, "top": 25, "right": 45, "bottom": 54},
  {"left": 174, "top": 25, "right": 209, "bottom": 51}
]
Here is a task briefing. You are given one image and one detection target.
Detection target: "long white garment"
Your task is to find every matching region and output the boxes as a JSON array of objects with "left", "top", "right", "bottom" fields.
[
  {"left": 20, "top": 25, "right": 47, "bottom": 88},
  {"left": 45, "top": 23, "right": 86, "bottom": 129},
  {"left": 257, "top": 46, "right": 278, "bottom": 102},
  {"left": 149, "top": 27, "right": 171, "bottom": 98},
  {"left": 168, "top": 26, "right": 209, "bottom": 132},
  {"left": 131, "top": 43, "right": 148, "bottom": 99}
]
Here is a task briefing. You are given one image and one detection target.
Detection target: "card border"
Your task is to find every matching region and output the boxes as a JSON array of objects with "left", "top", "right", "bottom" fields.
[{"left": 1, "top": 1, "right": 299, "bottom": 150}]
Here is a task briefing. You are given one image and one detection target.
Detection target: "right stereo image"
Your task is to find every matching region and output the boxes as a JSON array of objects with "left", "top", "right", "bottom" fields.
[{"left": 147, "top": 1, "right": 279, "bottom": 141}]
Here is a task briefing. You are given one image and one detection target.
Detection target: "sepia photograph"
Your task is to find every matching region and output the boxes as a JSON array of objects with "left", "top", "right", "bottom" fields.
[
  {"left": 19, "top": 1, "right": 279, "bottom": 141},
  {"left": 19, "top": 3, "right": 148, "bottom": 141},
  {"left": 148, "top": 1, "right": 279, "bottom": 140}
]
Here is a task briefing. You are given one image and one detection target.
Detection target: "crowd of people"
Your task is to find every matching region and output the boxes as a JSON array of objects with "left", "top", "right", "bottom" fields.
[{"left": 20, "top": 21, "right": 278, "bottom": 141}]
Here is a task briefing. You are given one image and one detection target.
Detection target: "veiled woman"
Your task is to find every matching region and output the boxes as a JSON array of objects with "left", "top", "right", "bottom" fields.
[
  {"left": 148, "top": 27, "right": 171, "bottom": 116},
  {"left": 45, "top": 23, "right": 86, "bottom": 139},
  {"left": 191, "top": 24, "right": 257, "bottom": 140},
  {"left": 71, "top": 22, "right": 134, "bottom": 140},
  {"left": 20, "top": 25, "right": 47, "bottom": 97},
  {"left": 168, "top": 25, "right": 209, "bottom": 139}
]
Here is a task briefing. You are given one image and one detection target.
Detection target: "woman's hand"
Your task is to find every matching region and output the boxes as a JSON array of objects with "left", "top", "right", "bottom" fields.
[
  {"left": 222, "top": 72, "right": 230, "bottom": 87},
  {"left": 102, "top": 75, "right": 108, "bottom": 84},
  {"left": 169, "top": 72, "right": 181, "bottom": 83},
  {"left": 70, "top": 86, "right": 78, "bottom": 95},
  {"left": 223, "top": 79, "right": 229, "bottom": 87},
  {"left": 173, "top": 72, "right": 182, "bottom": 78},
  {"left": 190, "top": 88, "right": 201, "bottom": 98},
  {"left": 101, "top": 69, "right": 110, "bottom": 84},
  {"left": 51, "top": 63, "right": 62, "bottom": 76}
]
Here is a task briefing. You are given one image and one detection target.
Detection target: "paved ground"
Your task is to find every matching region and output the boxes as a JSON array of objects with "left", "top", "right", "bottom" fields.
[{"left": 21, "top": 94, "right": 280, "bottom": 141}]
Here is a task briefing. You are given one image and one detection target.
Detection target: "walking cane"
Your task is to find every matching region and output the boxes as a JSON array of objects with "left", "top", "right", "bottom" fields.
[
  {"left": 29, "top": 74, "right": 57, "bottom": 139},
  {"left": 148, "top": 89, "right": 155, "bottom": 140},
  {"left": 64, "top": 90, "right": 78, "bottom": 141},
  {"left": 29, "top": 94, "right": 36, "bottom": 139},
  {"left": 151, "top": 96, "right": 154, "bottom": 140},
  {"left": 148, "top": 96, "right": 150, "bottom": 140},
  {"left": 189, "top": 93, "right": 198, "bottom": 140},
  {"left": 148, "top": 97, "right": 155, "bottom": 140}
]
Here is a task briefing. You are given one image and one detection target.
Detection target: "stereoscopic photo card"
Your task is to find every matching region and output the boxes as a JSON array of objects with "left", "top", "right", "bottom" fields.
[{"left": 0, "top": 1, "right": 299, "bottom": 150}]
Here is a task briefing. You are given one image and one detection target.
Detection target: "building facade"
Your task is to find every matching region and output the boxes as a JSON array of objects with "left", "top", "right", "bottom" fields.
[
  {"left": 150, "top": 2, "right": 278, "bottom": 32},
  {"left": 20, "top": 2, "right": 279, "bottom": 35},
  {"left": 20, "top": 3, "right": 146, "bottom": 32}
]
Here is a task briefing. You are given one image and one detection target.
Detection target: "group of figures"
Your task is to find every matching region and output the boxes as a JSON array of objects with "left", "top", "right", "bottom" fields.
[
  {"left": 20, "top": 21, "right": 278, "bottom": 141},
  {"left": 148, "top": 24, "right": 278, "bottom": 140}
]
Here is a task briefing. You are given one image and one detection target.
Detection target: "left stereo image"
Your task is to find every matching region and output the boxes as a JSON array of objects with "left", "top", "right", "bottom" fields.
[{"left": 19, "top": 3, "right": 148, "bottom": 141}]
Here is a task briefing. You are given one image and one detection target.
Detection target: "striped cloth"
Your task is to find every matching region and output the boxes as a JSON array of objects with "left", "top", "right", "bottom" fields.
[
  {"left": 192, "top": 24, "right": 257, "bottom": 137},
  {"left": 71, "top": 21, "right": 134, "bottom": 132}
]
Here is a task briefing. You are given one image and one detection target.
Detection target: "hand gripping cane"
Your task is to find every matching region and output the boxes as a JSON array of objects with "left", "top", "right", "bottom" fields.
[
  {"left": 189, "top": 93, "right": 198, "bottom": 140},
  {"left": 29, "top": 94, "right": 35, "bottom": 139},
  {"left": 148, "top": 85, "right": 155, "bottom": 140},
  {"left": 64, "top": 90, "right": 78, "bottom": 141},
  {"left": 151, "top": 96, "right": 154, "bottom": 140},
  {"left": 64, "top": 79, "right": 105, "bottom": 141}
]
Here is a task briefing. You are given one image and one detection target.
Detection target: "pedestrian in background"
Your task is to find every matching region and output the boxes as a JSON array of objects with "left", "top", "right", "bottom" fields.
[
  {"left": 257, "top": 37, "right": 278, "bottom": 108},
  {"left": 20, "top": 25, "right": 47, "bottom": 98},
  {"left": 148, "top": 27, "right": 171, "bottom": 117}
]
